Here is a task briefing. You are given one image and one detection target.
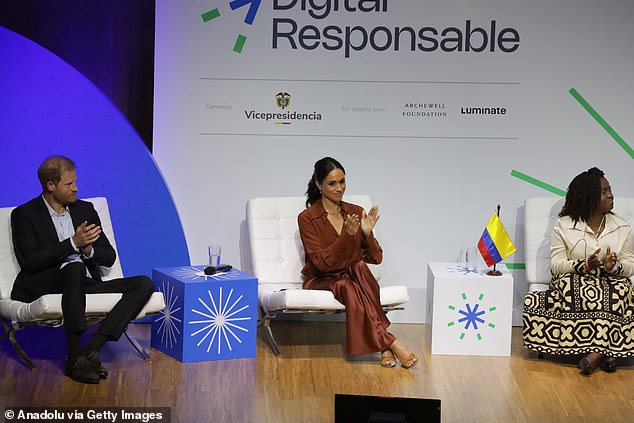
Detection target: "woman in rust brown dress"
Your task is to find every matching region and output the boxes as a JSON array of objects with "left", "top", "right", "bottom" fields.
[{"left": 298, "top": 157, "right": 418, "bottom": 368}]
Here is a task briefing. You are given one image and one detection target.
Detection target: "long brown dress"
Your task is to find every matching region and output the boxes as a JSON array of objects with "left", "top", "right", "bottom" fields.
[{"left": 297, "top": 200, "right": 395, "bottom": 354}]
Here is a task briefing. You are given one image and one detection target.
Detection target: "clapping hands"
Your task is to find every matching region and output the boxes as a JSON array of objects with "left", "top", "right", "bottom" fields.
[
  {"left": 344, "top": 213, "right": 360, "bottom": 236},
  {"left": 586, "top": 247, "right": 618, "bottom": 272},
  {"left": 586, "top": 248, "right": 602, "bottom": 271},
  {"left": 72, "top": 220, "right": 102, "bottom": 256},
  {"left": 343, "top": 206, "right": 380, "bottom": 237},
  {"left": 361, "top": 206, "right": 380, "bottom": 237},
  {"left": 604, "top": 246, "right": 618, "bottom": 272}
]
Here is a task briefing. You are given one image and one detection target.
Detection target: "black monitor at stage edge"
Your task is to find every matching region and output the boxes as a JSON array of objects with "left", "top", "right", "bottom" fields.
[{"left": 335, "top": 394, "right": 441, "bottom": 423}]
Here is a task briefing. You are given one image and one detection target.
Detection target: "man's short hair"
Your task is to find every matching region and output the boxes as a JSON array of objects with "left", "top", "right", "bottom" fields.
[{"left": 38, "top": 155, "right": 76, "bottom": 191}]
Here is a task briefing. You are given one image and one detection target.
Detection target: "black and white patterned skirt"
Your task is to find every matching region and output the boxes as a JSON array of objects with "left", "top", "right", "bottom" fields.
[{"left": 523, "top": 271, "right": 634, "bottom": 357}]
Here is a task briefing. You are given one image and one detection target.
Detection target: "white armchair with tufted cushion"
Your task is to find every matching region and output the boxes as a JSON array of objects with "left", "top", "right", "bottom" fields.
[
  {"left": 524, "top": 197, "right": 634, "bottom": 292},
  {"left": 246, "top": 195, "right": 409, "bottom": 355},
  {"left": 0, "top": 197, "right": 165, "bottom": 369}
]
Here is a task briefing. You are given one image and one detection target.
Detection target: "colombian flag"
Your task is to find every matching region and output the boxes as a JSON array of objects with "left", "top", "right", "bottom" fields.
[{"left": 477, "top": 213, "right": 517, "bottom": 267}]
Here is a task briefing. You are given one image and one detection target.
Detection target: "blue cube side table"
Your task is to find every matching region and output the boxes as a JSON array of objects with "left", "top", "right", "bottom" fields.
[{"left": 151, "top": 266, "right": 258, "bottom": 362}]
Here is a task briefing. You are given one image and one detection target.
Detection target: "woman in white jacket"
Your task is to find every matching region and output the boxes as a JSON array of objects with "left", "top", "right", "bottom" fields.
[{"left": 523, "top": 167, "right": 634, "bottom": 375}]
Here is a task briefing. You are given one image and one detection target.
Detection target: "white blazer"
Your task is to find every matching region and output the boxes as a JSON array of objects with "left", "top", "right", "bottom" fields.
[{"left": 551, "top": 213, "right": 634, "bottom": 277}]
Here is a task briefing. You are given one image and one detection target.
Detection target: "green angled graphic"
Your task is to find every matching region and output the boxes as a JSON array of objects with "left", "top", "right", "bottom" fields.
[
  {"left": 511, "top": 88, "right": 631, "bottom": 206},
  {"left": 202, "top": 1, "right": 260, "bottom": 54},
  {"left": 201, "top": 8, "right": 220, "bottom": 22},
  {"left": 510, "top": 170, "right": 566, "bottom": 196},
  {"left": 569, "top": 88, "right": 634, "bottom": 160},
  {"left": 233, "top": 34, "right": 247, "bottom": 53}
]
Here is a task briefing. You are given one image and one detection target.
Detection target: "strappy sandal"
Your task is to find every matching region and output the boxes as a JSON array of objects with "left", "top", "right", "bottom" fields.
[
  {"left": 399, "top": 353, "right": 419, "bottom": 369},
  {"left": 380, "top": 350, "right": 396, "bottom": 368}
]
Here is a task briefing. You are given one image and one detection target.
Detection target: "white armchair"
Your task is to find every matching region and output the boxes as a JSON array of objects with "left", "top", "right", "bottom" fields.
[
  {"left": 524, "top": 197, "right": 634, "bottom": 292},
  {"left": 246, "top": 195, "right": 409, "bottom": 355},
  {"left": 0, "top": 197, "right": 165, "bottom": 370}
]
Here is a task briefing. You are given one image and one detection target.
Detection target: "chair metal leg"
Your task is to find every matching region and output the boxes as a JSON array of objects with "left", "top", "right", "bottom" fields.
[
  {"left": 123, "top": 327, "right": 151, "bottom": 361},
  {"left": 1, "top": 318, "right": 36, "bottom": 371},
  {"left": 263, "top": 316, "right": 281, "bottom": 356}
]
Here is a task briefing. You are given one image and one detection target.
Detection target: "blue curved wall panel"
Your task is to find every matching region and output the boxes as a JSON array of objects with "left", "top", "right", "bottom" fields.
[{"left": 0, "top": 26, "right": 190, "bottom": 276}]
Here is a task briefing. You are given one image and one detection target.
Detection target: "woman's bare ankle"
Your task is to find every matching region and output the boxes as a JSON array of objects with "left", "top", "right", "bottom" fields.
[{"left": 390, "top": 340, "right": 411, "bottom": 361}]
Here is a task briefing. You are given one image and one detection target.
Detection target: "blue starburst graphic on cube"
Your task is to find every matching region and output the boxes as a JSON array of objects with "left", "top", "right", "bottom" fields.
[
  {"left": 458, "top": 303, "right": 485, "bottom": 330},
  {"left": 152, "top": 266, "right": 257, "bottom": 361},
  {"left": 445, "top": 265, "right": 479, "bottom": 275},
  {"left": 155, "top": 281, "right": 182, "bottom": 349},
  {"left": 189, "top": 286, "right": 252, "bottom": 354},
  {"left": 447, "top": 293, "right": 497, "bottom": 341}
]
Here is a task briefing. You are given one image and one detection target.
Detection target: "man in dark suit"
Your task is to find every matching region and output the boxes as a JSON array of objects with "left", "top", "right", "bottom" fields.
[{"left": 11, "top": 155, "right": 155, "bottom": 384}]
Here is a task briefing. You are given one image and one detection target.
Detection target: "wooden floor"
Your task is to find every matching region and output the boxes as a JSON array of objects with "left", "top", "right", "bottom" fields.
[{"left": 2, "top": 322, "right": 634, "bottom": 422}]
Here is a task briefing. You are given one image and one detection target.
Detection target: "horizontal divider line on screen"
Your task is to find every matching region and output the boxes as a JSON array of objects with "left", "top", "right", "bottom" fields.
[
  {"left": 198, "top": 133, "right": 519, "bottom": 140},
  {"left": 199, "top": 77, "right": 521, "bottom": 85}
]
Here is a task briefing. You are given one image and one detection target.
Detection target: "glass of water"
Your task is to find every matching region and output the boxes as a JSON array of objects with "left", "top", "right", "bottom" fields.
[
  {"left": 465, "top": 246, "right": 478, "bottom": 271},
  {"left": 208, "top": 244, "right": 222, "bottom": 266}
]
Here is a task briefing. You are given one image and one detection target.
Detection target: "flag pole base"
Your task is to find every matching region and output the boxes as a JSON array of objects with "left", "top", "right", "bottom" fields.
[{"left": 487, "top": 269, "right": 503, "bottom": 276}]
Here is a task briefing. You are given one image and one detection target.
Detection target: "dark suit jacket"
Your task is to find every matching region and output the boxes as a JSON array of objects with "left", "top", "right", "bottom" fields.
[{"left": 10, "top": 196, "right": 116, "bottom": 302}]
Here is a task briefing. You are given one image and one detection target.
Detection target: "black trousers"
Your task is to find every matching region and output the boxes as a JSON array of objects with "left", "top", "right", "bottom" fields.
[{"left": 26, "top": 262, "right": 155, "bottom": 340}]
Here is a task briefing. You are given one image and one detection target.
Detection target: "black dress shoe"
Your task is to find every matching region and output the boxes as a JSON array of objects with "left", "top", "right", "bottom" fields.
[
  {"left": 64, "top": 356, "right": 100, "bottom": 384},
  {"left": 85, "top": 350, "right": 108, "bottom": 379},
  {"left": 578, "top": 357, "right": 594, "bottom": 376},
  {"left": 599, "top": 357, "right": 618, "bottom": 373}
]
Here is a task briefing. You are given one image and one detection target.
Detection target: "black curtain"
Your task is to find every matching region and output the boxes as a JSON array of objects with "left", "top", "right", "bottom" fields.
[{"left": 0, "top": 0, "right": 155, "bottom": 151}]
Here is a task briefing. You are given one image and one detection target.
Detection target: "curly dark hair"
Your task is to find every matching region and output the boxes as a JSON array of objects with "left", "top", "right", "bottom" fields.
[
  {"left": 305, "top": 157, "right": 345, "bottom": 207},
  {"left": 559, "top": 167, "right": 607, "bottom": 223}
]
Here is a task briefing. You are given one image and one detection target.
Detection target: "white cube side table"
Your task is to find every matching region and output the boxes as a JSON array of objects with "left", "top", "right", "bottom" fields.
[{"left": 427, "top": 262, "right": 513, "bottom": 356}]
